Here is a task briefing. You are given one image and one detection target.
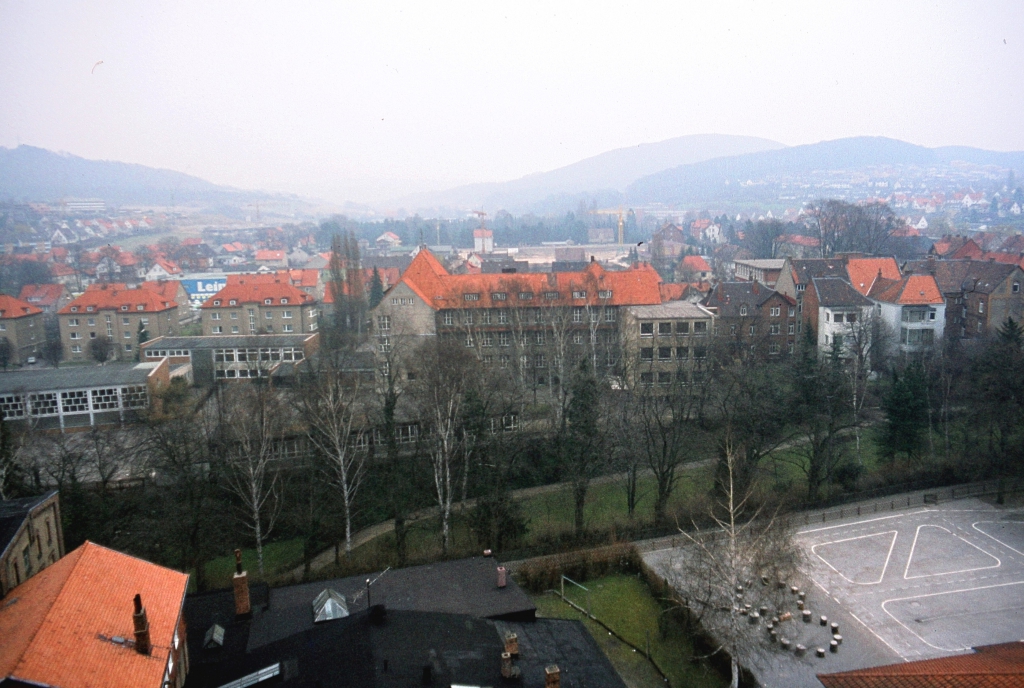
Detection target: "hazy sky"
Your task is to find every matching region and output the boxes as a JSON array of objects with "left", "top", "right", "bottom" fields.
[{"left": 1, "top": 1, "right": 1022, "bottom": 203}]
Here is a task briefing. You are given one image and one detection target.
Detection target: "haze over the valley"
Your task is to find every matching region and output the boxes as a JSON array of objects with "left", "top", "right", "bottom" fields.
[{"left": 1, "top": 1, "right": 1023, "bottom": 206}]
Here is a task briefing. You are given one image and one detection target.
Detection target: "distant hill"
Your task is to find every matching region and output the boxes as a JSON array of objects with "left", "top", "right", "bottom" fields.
[
  {"left": 391, "top": 134, "right": 785, "bottom": 215},
  {"left": 625, "top": 137, "right": 1024, "bottom": 206},
  {"left": 0, "top": 145, "right": 268, "bottom": 207}
]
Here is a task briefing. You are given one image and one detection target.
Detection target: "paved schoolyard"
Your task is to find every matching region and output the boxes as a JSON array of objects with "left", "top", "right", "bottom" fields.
[{"left": 796, "top": 498, "right": 1024, "bottom": 662}]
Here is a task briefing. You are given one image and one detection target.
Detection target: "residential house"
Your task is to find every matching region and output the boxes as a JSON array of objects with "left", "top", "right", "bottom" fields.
[
  {"left": 803, "top": 277, "right": 875, "bottom": 358},
  {"left": 621, "top": 301, "right": 715, "bottom": 388},
  {"left": 930, "top": 235, "right": 984, "bottom": 260},
  {"left": 201, "top": 279, "right": 319, "bottom": 336},
  {"left": 49, "top": 262, "right": 79, "bottom": 287},
  {"left": 375, "top": 231, "right": 402, "bottom": 251},
  {"left": 701, "top": 281, "right": 798, "bottom": 358},
  {"left": 254, "top": 249, "right": 286, "bottom": 268},
  {"left": 775, "top": 258, "right": 849, "bottom": 316},
  {"left": 228, "top": 269, "right": 324, "bottom": 300},
  {"left": 0, "top": 295, "right": 45, "bottom": 364},
  {"left": 776, "top": 234, "right": 821, "bottom": 259},
  {"left": 0, "top": 491, "right": 64, "bottom": 597},
  {"left": 904, "top": 258, "right": 1024, "bottom": 339},
  {"left": 867, "top": 274, "right": 946, "bottom": 354},
  {"left": 18, "top": 283, "right": 72, "bottom": 315},
  {"left": 0, "top": 541, "right": 190, "bottom": 688},
  {"left": 144, "top": 258, "right": 183, "bottom": 281},
  {"left": 845, "top": 257, "right": 901, "bottom": 296},
  {"left": 677, "top": 255, "right": 713, "bottom": 281},
  {"left": 732, "top": 259, "right": 785, "bottom": 287},
  {"left": 141, "top": 280, "right": 192, "bottom": 323},
  {"left": 58, "top": 286, "right": 181, "bottom": 361},
  {"left": 0, "top": 360, "right": 171, "bottom": 430}
]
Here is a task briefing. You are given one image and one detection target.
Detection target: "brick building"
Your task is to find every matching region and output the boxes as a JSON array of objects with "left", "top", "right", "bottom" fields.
[
  {"left": 0, "top": 295, "right": 44, "bottom": 365},
  {"left": 58, "top": 285, "right": 180, "bottom": 362},
  {"left": 621, "top": 301, "right": 716, "bottom": 387},
  {"left": 0, "top": 491, "right": 64, "bottom": 597},
  {"left": 701, "top": 281, "right": 798, "bottom": 358},
  {"left": 904, "top": 259, "right": 1024, "bottom": 339}
]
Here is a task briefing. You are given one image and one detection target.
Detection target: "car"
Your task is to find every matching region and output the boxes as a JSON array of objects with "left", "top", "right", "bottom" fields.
[{"left": 26, "top": 357, "right": 37, "bottom": 364}]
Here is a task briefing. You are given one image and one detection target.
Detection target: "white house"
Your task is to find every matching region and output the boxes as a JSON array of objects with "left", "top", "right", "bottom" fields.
[{"left": 867, "top": 274, "right": 946, "bottom": 354}]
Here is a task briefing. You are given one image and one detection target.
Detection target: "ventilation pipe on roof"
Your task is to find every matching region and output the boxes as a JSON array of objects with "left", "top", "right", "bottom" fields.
[
  {"left": 497, "top": 566, "right": 507, "bottom": 588},
  {"left": 232, "top": 549, "right": 251, "bottom": 618},
  {"left": 545, "top": 665, "right": 561, "bottom": 688},
  {"left": 132, "top": 594, "right": 151, "bottom": 655}
]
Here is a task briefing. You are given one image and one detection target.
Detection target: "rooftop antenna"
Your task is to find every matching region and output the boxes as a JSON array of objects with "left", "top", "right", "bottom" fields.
[{"left": 473, "top": 210, "right": 487, "bottom": 229}]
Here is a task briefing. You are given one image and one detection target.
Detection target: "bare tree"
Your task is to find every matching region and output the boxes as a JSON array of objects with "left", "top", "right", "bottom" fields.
[
  {"left": 296, "top": 350, "right": 368, "bottom": 558},
  {"left": 218, "top": 384, "right": 288, "bottom": 576},
  {"left": 669, "top": 446, "right": 801, "bottom": 688}
]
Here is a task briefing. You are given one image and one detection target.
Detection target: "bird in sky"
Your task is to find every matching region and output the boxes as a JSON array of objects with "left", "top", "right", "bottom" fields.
[{"left": 91, "top": 61, "right": 103, "bottom": 74}]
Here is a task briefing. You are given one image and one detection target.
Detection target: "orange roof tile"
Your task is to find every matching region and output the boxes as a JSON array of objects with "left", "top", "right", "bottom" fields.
[
  {"left": 0, "top": 541, "right": 188, "bottom": 688},
  {"left": 254, "top": 249, "right": 285, "bottom": 261},
  {"left": 392, "top": 248, "right": 663, "bottom": 310},
  {"left": 846, "top": 257, "right": 901, "bottom": 295},
  {"left": 0, "top": 294, "right": 42, "bottom": 319},
  {"left": 868, "top": 274, "right": 944, "bottom": 305},
  {"left": 680, "top": 255, "right": 712, "bottom": 273},
  {"left": 18, "top": 284, "right": 66, "bottom": 308},
  {"left": 141, "top": 280, "right": 184, "bottom": 301},
  {"left": 202, "top": 279, "right": 314, "bottom": 308},
  {"left": 229, "top": 269, "right": 320, "bottom": 288},
  {"left": 60, "top": 286, "right": 178, "bottom": 315}
]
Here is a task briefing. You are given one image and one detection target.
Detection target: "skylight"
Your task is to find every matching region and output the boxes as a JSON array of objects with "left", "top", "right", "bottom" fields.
[{"left": 312, "top": 588, "right": 349, "bottom": 622}]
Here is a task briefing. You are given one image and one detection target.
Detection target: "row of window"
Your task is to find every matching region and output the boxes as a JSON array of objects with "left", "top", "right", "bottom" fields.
[
  {"left": 68, "top": 317, "right": 149, "bottom": 327},
  {"left": 463, "top": 330, "right": 614, "bottom": 348},
  {"left": 478, "top": 352, "right": 616, "bottom": 368},
  {"left": 639, "top": 320, "right": 710, "bottom": 337},
  {"left": 442, "top": 307, "right": 617, "bottom": 326},
  {"left": 640, "top": 346, "right": 708, "bottom": 361},
  {"left": 213, "top": 347, "right": 305, "bottom": 362},
  {"left": 210, "top": 310, "right": 295, "bottom": 320},
  {"left": 0, "top": 386, "right": 148, "bottom": 418},
  {"left": 824, "top": 311, "right": 858, "bottom": 323},
  {"left": 901, "top": 309, "right": 937, "bottom": 323},
  {"left": 144, "top": 349, "right": 192, "bottom": 358},
  {"left": 639, "top": 371, "right": 708, "bottom": 385},
  {"left": 69, "top": 304, "right": 150, "bottom": 313},
  {"left": 462, "top": 290, "right": 613, "bottom": 302},
  {"left": 212, "top": 324, "right": 297, "bottom": 333},
  {"left": 211, "top": 298, "right": 293, "bottom": 306}
]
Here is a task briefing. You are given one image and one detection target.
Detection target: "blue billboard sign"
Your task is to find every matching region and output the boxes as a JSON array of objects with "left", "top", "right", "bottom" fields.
[{"left": 180, "top": 277, "right": 227, "bottom": 304}]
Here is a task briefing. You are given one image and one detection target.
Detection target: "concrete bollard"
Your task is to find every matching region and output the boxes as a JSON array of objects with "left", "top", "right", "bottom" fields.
[
  {"left": 797, "top": 591, "right": 806, "bottom": 602},
  {"left": 802, "top": 610, "right": 812, "bottom": 623},
  {"left": 816, "top": 647, "right": 826, "bottom": 658},
  {"left": 795, "top": 644, "right": 806, "bottom": 657},
  {"left": 778, "top": 580, "right": 787, "bottom": 589},
  {"left": 797, "top": 600, "right": 805, "bottom": 610},
  {"left": 749, "top": 612, "right": 760, "bottom": 624},
  {"left": 791, "top": 586, "right": 800, "bottom": 595},
  {"left": 770, "top": 630, "right": 778, "bottom": 643},
  {"left": 830, "top": 640, "right": 839, "bottom": 653},
  {"left": 760, "top": 606, "right": 769, "bottom": 617},
  {"left": 780, "top": 638, "right": 791, "bottom": 650},
  {"left": 833, "top": 635, "right": 843, "bottom": 646},
  {"left": 831, "top": 622, "right": 839, "bottom": 634},
  {"left": 820, "top": 616, "right": 828, "bottom": 627}
]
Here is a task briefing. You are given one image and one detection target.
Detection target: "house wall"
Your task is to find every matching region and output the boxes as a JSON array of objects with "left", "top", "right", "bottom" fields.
[
  {"left": 202, "top": 302, "right": 318, "bottom": 336},
  {"left": 0, "top": 313, "right": 44, "bottom": 364},
  {"left": 620, "top": 308, "right": 713, "bottom": 388},
  {"left": 817, "top": 304, "right": 873, "bottom": 357},
  {"left": 988, "top": 268, "right": 1024, "bottom": 336},
  {"left": 0, "top": 494, "right": 64, "bottom": 597},
  {"left": 60, "top": 308, "right": 178, "bottom": 362}
]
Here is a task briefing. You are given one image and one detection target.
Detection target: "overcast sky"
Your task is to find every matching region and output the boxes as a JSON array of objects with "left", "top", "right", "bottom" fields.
[{"left": 1, "top": 1, "right": 1022, "bottom": 203}]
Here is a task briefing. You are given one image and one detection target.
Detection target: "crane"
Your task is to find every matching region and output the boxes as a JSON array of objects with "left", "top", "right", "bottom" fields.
[{"left": 590, "top": 206, "right": 626, "bottom": 245}]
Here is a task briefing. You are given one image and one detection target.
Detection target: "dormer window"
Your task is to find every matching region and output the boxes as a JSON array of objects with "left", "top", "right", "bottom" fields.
[
  {"left": 544, "top": 291, "right": 559, "bottom": 300},
  {"left": 137, "top": 305, "right": 145, "bottom": 311},
  {"left": 739, "top": 305, "right": 748, "bottom": 316},
  {"left": 71, "top": 306, "right": 78, "bottom": 312},
  {"left": 121, "top": 305, "right": 128, "bottom": 311},
  {"left": 213, "top": 300, "right": 221, "bottom": 306},
  {"left": 281, "top": 298, "right": 288, "bottom": 304},
  {"left": 598, "top": 290, "right": 612, "bottom": 299},
  {"left": 87, "top": 306, "right": 95, "bottom": 312},
  {"left": 464, "top": 293, "right": 480, "bottom": 301},
  {"left": 229, "top": 300, "right": 237, "bottom": 306},
  {"left": 491, "top": 292, "right": 507, "bottom": 301},
  {"left": 264, "top": 298, "right": 272, "bottom": 305},
  {"left": 518, "top": 292, "right": 534, "bottom": 300},
  {"left": 572, "top": 291, "right": 587, "bottom": 299}
]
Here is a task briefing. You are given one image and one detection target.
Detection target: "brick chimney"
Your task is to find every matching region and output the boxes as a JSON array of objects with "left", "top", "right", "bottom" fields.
[
  {"left": 545, "top": 665, "right": 561, "bottom": 688},
  {"left": 927, "top": 255, "right": 936, "bottom": 275},
  {"left": 232, "top": 549, "right": 251, "bottom": 618},
  {"left": 497, "top": 566, "right": 507, "bottom": 588},
  {"left": 132, "top": 594, "right": 151, "bottom": 655}
]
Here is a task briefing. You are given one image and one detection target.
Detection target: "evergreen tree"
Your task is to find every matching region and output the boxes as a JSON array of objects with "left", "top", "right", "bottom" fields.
[
  {"left": 369, "top": 267, "right": 384, "bottom": 309},
  {"left": 879, "top": 363, "right": 929, "bottom": 465}
]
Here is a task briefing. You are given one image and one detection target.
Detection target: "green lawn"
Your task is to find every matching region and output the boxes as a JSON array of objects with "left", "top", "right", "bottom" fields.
[
  {"left": 203, "top": 538, "right": 306, "bottom": 589},
  {"left": 534, "top": 574, "right": 727, "bottom": 688}
]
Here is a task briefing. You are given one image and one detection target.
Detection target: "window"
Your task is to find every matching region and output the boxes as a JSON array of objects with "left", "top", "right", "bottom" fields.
[
  {"left": 87, "top": 318, "right": 95, "bottom": 326},
  {"left": 518, "top": 292, "right": 534, "bottom": 300},
  {"left": 658, "top": 347, "right": 672, "bottom": 360},
  {"left": 70, "top": 332, "right": 81, "bottom": 339},
  {"left": 464, "top": 293, "right": 480, "bottom": 301},
  {"left": 497, "top": 310, "right": 508, "bottom": 324},
  {"left": 230, "top": 312, "right": 238, "bottom": 319},
  {"left": 658, "top": 322, "right": 672, "bottom": 335},
  {"left": 211, "top": 312, "right": 221, "bottom": 320},
  {"left": 788, "top": 306, "right": 796, "bottom": 317},
  {"left": 120, "top": 305, "right": 128, "bottom": 311},
  {"left": 640, "top": 372, "right": 653, "bottom": 385},
  {"left": 770, "top": 324, "right": 780, "bottom": 335},
  {"left": 788, "top": 342, "right": 795, "bottom": 354},
  {"left": 281, "top": 298, "right": 288, "bottom": 304},
  {"left": 443, "top": 312, "right": 454, "bottom": 325},
  {"left": 122, "top": 317, "right": 130, "bottom": 325},
  {"left": 213, "top": 300, "right": 221, "bottom": 306},
  {"left": 573, "top": 290, "right": 586, "bottom": 299},
  {"left": 535, "top": 331, "right": 546, "bottom": 345},
  {"left": 769, "top": 343, "right": 781, "bottom": 355},
  {"left": 640, "top": 323, "right": 654, "bottom": 337},
  {"left": 231, "top": 325, "right": 239, "bottom": 333},
  {"left": 499, "top": 355, "right": 510, "bottom": 368},
  {"left": 676, "top": 346, "right": 689, "bottom": 359},
  {"left": 124, "top": 331, "right": 131, "bottom": 338},
  {"left": 70, "top": 306, "right": 78, "bottom": 312},
  {"left": 229, "top": 299, "right": 237, "bottom": 306},
  {"left": 378, "top": 335, "right": 391, "bottom": 352},
  {"left": 86, "top": 306, "right": 94, "bottom": 312},
  {"left": 498, "top": 331, "right": 510, "bottom": 347},
  {"left": 481, "top": 332, "right": 493, "bottom": 347},
  {"left": 573, "top": 331, "right": 584, "bottom": 344},
  {"left": 693, "top": 321, "right": 707, "bottom": 334},
  {"left": 658, "top": 372, "right": 672, "bottom": 386},
  {"left": 264, "top": 298, "right": 272, "bottom": 305},
  {"left": 825, "top": 312, "right": 831, "bottom": 322},
  {"left": 770, "top": 306, "right": 780, "bottom": 317},
  {"left": 847, "top": 313, "right": 857, "bottom": 323},
  {"left": 391, "top": 297, "right": 399, "bottom": 305},
  {"left": 979, "top": 301, "right": 985, "bottom": 314},
  {"left": 676, "top": 321, "right": 689, "bottom": 334},
  {"left": 573, "top": 307, "right": 583, "bottom": 323},
  {"left": 739, "top": 305, "right": 748, "bottom": 316},
  {"left": 89, "top": 331, "right": 96, "bottom": 339},
  {"left": 282, "top": 324, "right": 293, "bottom": 332},
  {"left": 124, "top": 344, "right": 132, "bottom": 351},
  {"left": 464, "top": 312, "right": 473, "bottom": 325},
  {"left": 544, "top": 291, "right": 559, "bottom": 300},
  {"left": 265, "top": 311, "right": 273, "bottom": 319},
  {"left": 598, "top": 290, "right": 612, "bottom": 299},
  {"left": 1014, "top": 282, "right": 1021, "bottom": 293},
  {"left": 788, "top": 323, "right": 795, "bottom": 335},
  {"left": 72, "top": 345, "right": 82, "bottom": 353},
  {"left": 640, "top": 347, "right": 653, "bottom": 360},
  {"left": 928, "top": 311, "right": 935, "bottom": 321},
  {"left": 694, "top": 345, "right": 707, "bottom": 359},
  {"left": 68, "top": 318, "right": 79, "bottom": 326},
  {"left": 605, "top": 309, "right": 616, "bottom": 322},
  {"left": 492, "top": 292, "right": 507, "bottom": 301},
  {"left": 482, "top": 355, "right": 493, "bottom": 365},
  {"left": 535, "top": 354, "right": 546, "bottom": 368},
  {"left": 748, "top": 324, "right": 756, "bottom": 335},
  {"left": 377, "top": 315, "right": 391, "bottom": 331},
  {"left": 465, "top": 333, "right": 474, "bottom": 347}
]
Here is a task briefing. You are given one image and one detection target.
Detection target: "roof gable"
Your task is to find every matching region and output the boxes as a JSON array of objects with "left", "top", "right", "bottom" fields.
[
  {"left": 0, "top": 294, "right": 43, "bottom": 319},
  {"left": 847, "top": 257, "right": 901, "bottom": 295}
]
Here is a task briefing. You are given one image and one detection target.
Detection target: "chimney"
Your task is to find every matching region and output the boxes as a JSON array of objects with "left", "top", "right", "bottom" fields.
[
  {"left": 504, "top": 631, "right": 519, "bottom": 656},
  {"left": 232, "top": 549, "right": 251, "bottom": 618},
  {"left": 545, "top": 665, "right": 561, "bottom": 688},
  {"left": 752, "top": 282, "right": 760, "bottom": 295},
  {"left": 132, "top": 594, "right": 152, "bottom": 655},
  {"left": 497, "top": 566, "right": 507, "bottom": 588}
]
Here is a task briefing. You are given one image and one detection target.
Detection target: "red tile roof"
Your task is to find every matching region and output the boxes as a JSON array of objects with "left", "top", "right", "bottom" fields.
[
  {"left": 202, "top": 279, "right": 314, "bottom": 308},
  {"left": 152, "top": 258, "right": 181, "bottom": 275},
  {"left": 141, "top": 280, "right": 184, "bottom": 302},
  {"left": 868, "top": 274, "right": 944, "bottom": 305},
  {"left": 680, "top": 255, "right": 712, "bottom": 273},
  {"left": 0, "top": 294, "right": 43, "bottom": 319},
  {"left": 50, "top": 263, "right": 76, "bottom": 277},
  {"left": 255, "top": 249, "right": 285, "bottom": 261},
  {"left": 980, "top": 252, "right": 1024, "bottom": 269},
  {"left": 18, "top": 284, "right": 67, "bottom": 308},
  {"left": 60, "top": 286, "right": 178, "bottom": 314},
  {"left": 392, "top": 248, "right": 663, "bottom": 310},
  {"left": 780, "top": 234, "right": 821, "bottom": 247},
  {"left": 229, "top": 269, "right": 319, "bottom": 289},
  {"left": 846, "top": 257, "right": 901, "bottom": 295},
  {"left": 0, "top": 541, "right": 188, "bottom": 688},
  {"left": 818, "top": 641, "right": 1024, "bottom": 688}
]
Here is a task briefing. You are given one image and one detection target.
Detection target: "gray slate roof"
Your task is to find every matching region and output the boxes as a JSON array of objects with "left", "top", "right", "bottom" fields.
[
  {"left": 627, "top": 301, "right": 715, "bottom": 320},
  {"left": 903, "top": 259, "right": 1019, "bottom": 295},
  {"left": 0, "top": 363, "right": 156, "bottom": 394},
  {"left": 0, "top": 491, "right": 57, "bottom": 559},
  {"left": 144, "top": 334, "right": 315, "bottom": 350},
  {"left": 811, "top": 277, "right": 874, "bottom": 307}
]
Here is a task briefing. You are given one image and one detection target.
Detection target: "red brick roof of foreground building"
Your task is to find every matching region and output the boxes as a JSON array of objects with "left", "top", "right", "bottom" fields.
[
  {"left": 202, "top": 278, "right": 314, "bottom": 308},
  {"left": 393, "top": 247, "right": 664, "bottom": 310},
  {"left": 868, "top": 273, "right": 945, "bottom": 305},
  {"left": 818, "top": 641, "right": 1024, "bottom": 688},
  {"left": 0, "top": 541, "right": 188, "bottom": 688},
  {"left": 59, "top": 285, "right": 178, "bottom": 314},
  {"left": 0, "top": 294, "right": 43, "bottom": 319}
]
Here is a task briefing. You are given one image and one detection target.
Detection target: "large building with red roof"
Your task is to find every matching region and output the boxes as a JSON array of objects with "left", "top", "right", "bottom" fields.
[
  {"left": 370, "top": 248, "right": 664, "bottom": 385},
  {"left": 0, "top": 294, "right": 45, "bottom": 365},
  {"left": 0, "top": 541, "right": 190, "bottom": 688},
  {"left": 867, "top": 273, "right": 945, "bottom": 353},
  {"left": 58, "top": 285, "right": 181, "bottom": 362},
  {"left": 18, "top": 283, "right": 73, "bottom": 314},
  {"left": 200, "top": 278, "right": 318, "bottom": 336}
]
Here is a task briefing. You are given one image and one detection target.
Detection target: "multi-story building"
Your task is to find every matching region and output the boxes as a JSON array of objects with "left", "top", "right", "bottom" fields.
[
  {"left": 369, "top": 248, "right": 664, "bottom": 386},
  {"left": 732, "top": 259, "right": 785, "bottom": 287},
  {"left": 142, "top": 333, "right": 320, "bottom": 384},
  {"left": 58, "top": 286, "right": 180, "bottom": 362},
  {"left": 803, "top": 277, "right": 875, "bottom": 358},
  {"left": 701, "top": 282, "right": 798, "bottom": 358},
  {"left": 904, "top": 259, "right": 1024, "bottom": 339},
  {"left": 620, "top": 301, "right": 715, "bottom": 387},
  {"left": 0, "top": 295, "right": 44, "bottom": 364},
  {"left": 0, "top": 491, "right": 64, "bottom": 596},
  {"left": 200, "top": 279, "right": 318, "bottom": 336},
  {"left": 867, "top": 274, "right": 946, "bottom": 354},
  {"left": 17, "top": 283, "right": 73, "bottom": 315}
]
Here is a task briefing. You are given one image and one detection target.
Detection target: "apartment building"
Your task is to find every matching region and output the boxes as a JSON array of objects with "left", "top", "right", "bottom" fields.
[
  {"left": 369, "top": 248, "right": 663, "bottom": 385},
  {"left": 0, "top": 295, "right": 44, "bottom": 364},
  {"left": 803, "top": 277, "right": 875, "bottom": 358},
  {"left": 621, "top": 301, "right": 716, "bottom": 387},
  {"left": 200, "top": 278, "right": 319, "bottom": 336},
  {"left": 904, "top": 259, "right": 1024, "bottom": 339},
  {"left": 701, "top": 282, "right": 798, "bottom": 358},
  {"left": 58, "top": 285, "right": 180, "bottom": 362},
  {"left": 0, "top": 491, "right": 64, "bottom": 597},
  {"left": 867, "top": 273, "right": 946, "bottom": 353}
]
